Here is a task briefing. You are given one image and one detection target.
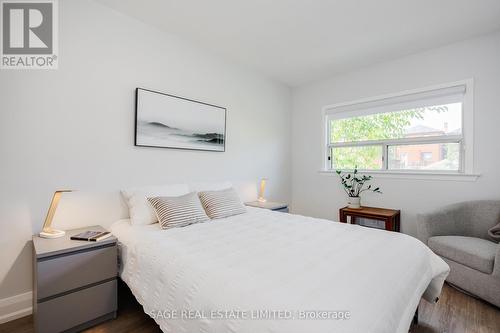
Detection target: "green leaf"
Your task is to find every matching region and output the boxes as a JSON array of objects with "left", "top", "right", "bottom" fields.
[{"left": 330, "top": 107, "right": 430, "bottom": 169}]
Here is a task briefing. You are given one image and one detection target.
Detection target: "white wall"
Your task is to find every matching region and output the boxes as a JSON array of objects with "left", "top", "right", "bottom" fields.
[
  {"left": 0, "top": 0, "right": 291, "bottom": 308},
  {"left": 291, "top": 31, "right": 500, "bottom": 235},
  {"left": 2, "top": 0, "right": 499, "bottom": 323}
]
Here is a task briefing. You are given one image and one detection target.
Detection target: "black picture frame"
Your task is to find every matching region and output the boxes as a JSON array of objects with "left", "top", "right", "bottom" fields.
[{"left": 135, "top": 88, "right": 227, "bottom": 152}]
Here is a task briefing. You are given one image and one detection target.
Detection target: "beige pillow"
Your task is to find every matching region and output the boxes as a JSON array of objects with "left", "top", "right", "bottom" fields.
[
  {"left": 148, "top": 192, "right": 209, "bottom": 229},
  {"left": 198, "top": 188, "right": 246, "bottom": 219}
]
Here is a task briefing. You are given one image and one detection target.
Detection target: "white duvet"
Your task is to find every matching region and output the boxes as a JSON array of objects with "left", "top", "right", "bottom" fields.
[{"left": 111, "top": 208, "right": 449, "bottom": 333}]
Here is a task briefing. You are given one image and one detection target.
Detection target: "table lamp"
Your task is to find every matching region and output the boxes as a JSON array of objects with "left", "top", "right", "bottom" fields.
[
  {"left": 39, "top": 190, "right": 71, "bottom": 239},
  {"left": 257, "top": 178, "right": 267, "bottom": 203}
]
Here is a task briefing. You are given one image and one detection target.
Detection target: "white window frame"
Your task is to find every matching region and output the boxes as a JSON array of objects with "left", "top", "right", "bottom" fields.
[{"left": 321, "top": 79, "right": 478, "bottom": 181}]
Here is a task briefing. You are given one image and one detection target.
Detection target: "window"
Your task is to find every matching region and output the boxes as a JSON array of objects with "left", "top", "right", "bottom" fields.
[
  {"left": 324, "top": 82, "right": 473, "bottom": 174},
  {"left": 420, "top": 152, "right": 433, "bottom": 162}
]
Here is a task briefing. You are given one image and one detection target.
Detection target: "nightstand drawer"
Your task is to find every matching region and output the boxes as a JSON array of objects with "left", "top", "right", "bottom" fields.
[
  {"left": 36, "top": 244, "right": 117, "bottom": 300},
  {"left": 36, "top": 279, "right": 117, "bottom": 333}
]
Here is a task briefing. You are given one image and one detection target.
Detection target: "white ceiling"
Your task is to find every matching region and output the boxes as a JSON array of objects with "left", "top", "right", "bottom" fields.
[{"left": 96, "top": 0, "right": 500, "bottom": 86}]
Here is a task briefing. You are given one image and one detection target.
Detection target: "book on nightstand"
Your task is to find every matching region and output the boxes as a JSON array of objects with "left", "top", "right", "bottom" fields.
[{"left": 70, "top": 230, "right": 112, "bottom": 242}]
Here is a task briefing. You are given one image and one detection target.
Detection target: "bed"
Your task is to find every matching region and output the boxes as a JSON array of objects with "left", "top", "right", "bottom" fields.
[{"left": 110, "top": 206, "right": 449, "bottom": 333}]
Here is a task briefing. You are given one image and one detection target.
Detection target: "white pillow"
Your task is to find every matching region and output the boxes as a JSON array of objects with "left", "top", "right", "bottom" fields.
[
  {"left": 189, "top": 182, "right": 232, "bottom": 192},
  {"left": 121, "top": 184, "right": 189, "bottom": 225}
]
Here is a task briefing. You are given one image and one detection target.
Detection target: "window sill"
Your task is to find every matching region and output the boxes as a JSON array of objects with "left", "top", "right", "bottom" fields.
[{"left": 318, "top": 170, "right": 480, "bottom": 182}]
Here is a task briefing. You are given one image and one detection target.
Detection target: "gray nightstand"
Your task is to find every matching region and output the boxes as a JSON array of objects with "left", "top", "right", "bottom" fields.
[
  {"left": 245, "top": 201, "right": 289, "bottom": 212},
  {"left": 32, "top": 226, "right": 118, "bottom": 333}
]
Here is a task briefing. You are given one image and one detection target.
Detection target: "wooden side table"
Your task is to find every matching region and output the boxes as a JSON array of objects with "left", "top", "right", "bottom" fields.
[{"left": 339, "top": 206, "right": 401, "bottom": 232}]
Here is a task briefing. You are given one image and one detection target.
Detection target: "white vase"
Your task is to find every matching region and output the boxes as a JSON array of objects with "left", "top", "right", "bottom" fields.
[{"left": 347, "top": 197, "right": 361, "bottom": 209}]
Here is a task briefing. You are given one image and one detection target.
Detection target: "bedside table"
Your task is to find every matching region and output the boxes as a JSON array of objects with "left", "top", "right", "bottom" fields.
[
  {"left": 32, "top": 226, "right": 118, "bottom": 333},
  {"left": 245, "top": 201, "right": 289, "bottom": 213},
  {"left": 339, "top": 206, "right": 400, "bottom": 232}
]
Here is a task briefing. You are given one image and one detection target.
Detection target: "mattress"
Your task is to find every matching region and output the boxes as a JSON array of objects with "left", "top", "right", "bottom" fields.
[{"left": 111, "top": 207, "right": 449, "bottom": 333}]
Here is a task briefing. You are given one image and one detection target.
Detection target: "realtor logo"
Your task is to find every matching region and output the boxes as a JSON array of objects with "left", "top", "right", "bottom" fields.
[{"left": 1, "top": 0, "right": 58, "bottom": 69}]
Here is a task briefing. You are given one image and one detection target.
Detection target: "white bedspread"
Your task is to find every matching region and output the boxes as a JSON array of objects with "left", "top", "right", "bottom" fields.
[{"left": 111, "top": 208, "right": 449, "bottom": 333}]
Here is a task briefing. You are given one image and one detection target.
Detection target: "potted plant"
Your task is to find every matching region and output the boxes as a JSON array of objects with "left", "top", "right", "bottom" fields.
[{"left": 336, "top": 168, "right": 381, "bottom": 209}]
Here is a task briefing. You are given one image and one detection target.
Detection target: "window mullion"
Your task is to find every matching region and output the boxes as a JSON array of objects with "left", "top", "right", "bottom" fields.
[
  {"left": 330, "top": 134, "right": 463, "bottom": 148},
  {"left": 382, "top": 144, "right": 388, "bottom": 170}
]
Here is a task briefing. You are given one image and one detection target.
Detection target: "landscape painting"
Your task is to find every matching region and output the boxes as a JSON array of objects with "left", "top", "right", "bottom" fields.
[{"left": 135, "top": 88, "right": 226, "bottom": 151}]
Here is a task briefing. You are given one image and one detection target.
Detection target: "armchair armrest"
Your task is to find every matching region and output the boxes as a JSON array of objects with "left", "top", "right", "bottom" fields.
[
  {"left": 494, "top": 243, "right": 500, "bottom": 277},
  {"left": 417, "top": 204, "right": 467, "bottom": 245}
]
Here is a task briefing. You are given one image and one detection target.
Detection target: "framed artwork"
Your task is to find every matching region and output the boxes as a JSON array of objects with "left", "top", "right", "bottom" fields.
[{"left": 135, "top": 88, "right": 226, "bottom": 151}]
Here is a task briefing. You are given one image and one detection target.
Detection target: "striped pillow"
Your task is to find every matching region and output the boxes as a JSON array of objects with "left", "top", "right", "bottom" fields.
[
  {"left": 148, "top": 192, "right": 209, "bottom": 230},
  {"left": 198, "top": 188, "right": 247, "bottom": 219}
]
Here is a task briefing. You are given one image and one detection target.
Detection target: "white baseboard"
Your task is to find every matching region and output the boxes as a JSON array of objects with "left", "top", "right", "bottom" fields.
[{"left": 0, "top": 291, "right": 32, "bottom": 324}]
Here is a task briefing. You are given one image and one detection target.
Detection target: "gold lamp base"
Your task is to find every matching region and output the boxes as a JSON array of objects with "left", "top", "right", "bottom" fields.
[{"left": 39, "top": 228, "right": 66, "bottom": 239}]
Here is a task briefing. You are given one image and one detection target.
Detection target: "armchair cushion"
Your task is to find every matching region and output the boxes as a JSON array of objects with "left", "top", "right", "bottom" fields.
[{"left": 428, "top": 236, "right": 497, "bottom": 274}]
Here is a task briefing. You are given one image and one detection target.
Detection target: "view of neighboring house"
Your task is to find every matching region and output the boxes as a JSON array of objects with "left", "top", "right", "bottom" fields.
[{"left": 389, "top": 123, "right": 459, "bottom": 170}]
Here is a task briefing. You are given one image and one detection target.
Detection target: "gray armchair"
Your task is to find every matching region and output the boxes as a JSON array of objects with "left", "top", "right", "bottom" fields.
[{"left": 417, "top": 200, "right": 500, "bottom": 307}]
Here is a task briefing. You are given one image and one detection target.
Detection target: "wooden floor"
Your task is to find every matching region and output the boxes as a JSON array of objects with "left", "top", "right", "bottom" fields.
[
  {"left": 1, "top": 283, "right": 498, "bottom": 333},
  {"left": 412, "top": 284, "right": 500, "bottom": 333}
]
